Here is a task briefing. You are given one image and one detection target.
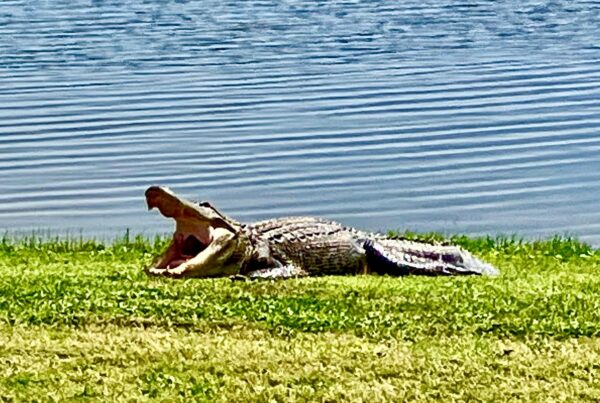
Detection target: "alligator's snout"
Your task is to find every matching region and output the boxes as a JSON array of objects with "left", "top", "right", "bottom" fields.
[
  {"left": 145, "top": 186, "right": 171, "bottom": 211},
  {"left": 145, "top": 185, "right": 195, "bottom": 219}
]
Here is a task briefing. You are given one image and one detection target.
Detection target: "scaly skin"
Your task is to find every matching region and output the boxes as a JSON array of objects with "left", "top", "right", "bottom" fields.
[{"left": 144, "top": 186, "right": 499, "bottom": 279}]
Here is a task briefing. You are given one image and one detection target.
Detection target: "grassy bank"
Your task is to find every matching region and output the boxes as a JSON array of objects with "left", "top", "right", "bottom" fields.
[{"left": 1, "top": 234, "right": 599, "bottom": 401}]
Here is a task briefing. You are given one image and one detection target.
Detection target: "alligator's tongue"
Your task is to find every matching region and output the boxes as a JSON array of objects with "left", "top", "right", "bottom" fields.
[{"left": 179, "top": 235, "right": 207, "bottom": 258}]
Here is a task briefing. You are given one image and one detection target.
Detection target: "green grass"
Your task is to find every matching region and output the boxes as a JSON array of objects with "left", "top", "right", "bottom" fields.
[{"left": 1, "top": 233, "right": 599, "bottom": 401}]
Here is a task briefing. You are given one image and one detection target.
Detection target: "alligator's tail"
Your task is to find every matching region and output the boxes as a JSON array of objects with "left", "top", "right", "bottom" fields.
[{"left": 363, "top": 239, "right": 499, "bottom": 276}]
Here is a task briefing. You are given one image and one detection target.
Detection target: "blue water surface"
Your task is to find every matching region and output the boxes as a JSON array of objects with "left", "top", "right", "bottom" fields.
[{"left": 1, "top": 0, "right": 599, "bottom": 243}]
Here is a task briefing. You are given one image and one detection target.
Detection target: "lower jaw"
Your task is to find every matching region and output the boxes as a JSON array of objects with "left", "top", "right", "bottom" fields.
[{"left": 167, "top": 259, "right": 188, "bottom": 269}]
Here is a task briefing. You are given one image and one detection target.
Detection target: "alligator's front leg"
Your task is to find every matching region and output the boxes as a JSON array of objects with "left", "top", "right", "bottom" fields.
[
  {"left": 148, "top": 228, "right": 239, "bottom": 278},
  {"left": 232, "top": 264, "right": 309, "bottom": 281}
]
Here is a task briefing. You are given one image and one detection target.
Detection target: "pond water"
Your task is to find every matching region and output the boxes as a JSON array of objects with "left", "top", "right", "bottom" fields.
[{"left": 1, "top": 0, "right": 599, "bottom": 243}]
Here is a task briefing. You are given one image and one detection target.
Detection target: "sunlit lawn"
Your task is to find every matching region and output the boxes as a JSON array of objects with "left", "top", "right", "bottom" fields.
[{"left": 1, "top": 234, "right": 599, "bottom": 401}]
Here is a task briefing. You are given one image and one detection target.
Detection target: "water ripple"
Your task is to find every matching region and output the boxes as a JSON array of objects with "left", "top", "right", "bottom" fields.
[{"left": 1, "top": 0, "right": 599, "bottom": 243}]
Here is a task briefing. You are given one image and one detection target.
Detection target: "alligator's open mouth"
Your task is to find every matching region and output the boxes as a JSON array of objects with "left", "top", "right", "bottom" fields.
[
  {"left": 145, "top": 186, "right": 234, "bottom": 269},
  {"left": 161, "top": 233, "right": 208, "bottom": 268}
]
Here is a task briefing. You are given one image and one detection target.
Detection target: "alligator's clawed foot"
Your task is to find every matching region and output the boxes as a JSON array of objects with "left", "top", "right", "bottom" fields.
[{"left": 244, "top": 265, "right": 310, "bottom": 280}]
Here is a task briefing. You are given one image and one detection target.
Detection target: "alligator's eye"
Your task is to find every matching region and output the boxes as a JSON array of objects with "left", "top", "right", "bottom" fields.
[{"left": 192, "top": 200, "right": 213, "bottom": 208}]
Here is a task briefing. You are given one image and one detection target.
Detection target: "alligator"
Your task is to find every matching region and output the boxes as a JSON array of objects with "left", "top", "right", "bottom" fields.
[{"left": 144, "top": 186, "right": 499, "bottom": 279}]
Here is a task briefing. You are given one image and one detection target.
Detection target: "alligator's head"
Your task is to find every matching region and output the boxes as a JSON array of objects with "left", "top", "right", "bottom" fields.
[{"left": 145, "top": 186, "right": 250, "bottom": 277}]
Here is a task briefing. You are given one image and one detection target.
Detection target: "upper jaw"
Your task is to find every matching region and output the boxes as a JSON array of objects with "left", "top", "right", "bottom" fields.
[
  {"left": 145, "top": 184, "right": 241, "bottom": 249},
  {"left": 145, "top": 186, "right": 228, "bottom": 225}
]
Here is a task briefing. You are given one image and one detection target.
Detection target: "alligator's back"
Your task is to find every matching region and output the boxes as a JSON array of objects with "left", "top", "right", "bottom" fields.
[
  {"left": 245, "top": 217, "right": 368, "bottom": 276},
  {"left": 243, "top": 216, "right": 498, "bottom": 278}
]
